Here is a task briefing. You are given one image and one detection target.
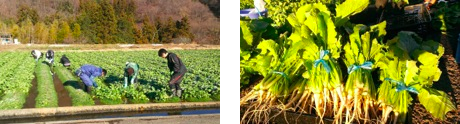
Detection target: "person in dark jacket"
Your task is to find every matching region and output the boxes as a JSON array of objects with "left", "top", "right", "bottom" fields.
[
  {"left": 60, "top": 55, "right": 71, "bottom": 67},
  {"left": 31, "top": 50, "right": 42, "bottom": 62},
  {"left": 75, "top": 64, "right": 107, "bottom": 93},
  {"left": 158, "top": 48, "right": 187, "bottom": 98}
]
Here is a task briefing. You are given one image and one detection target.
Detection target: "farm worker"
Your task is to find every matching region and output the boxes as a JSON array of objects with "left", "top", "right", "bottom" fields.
[
  {"left": 124, "top": 62, "right": 140, "bottom": 88},
  {"left": 45, "top": 50, "right": 54, "bottom": 66},
  {"left": 60, "top": 54, "right": 71, "bottom": 67},
  {"left": 158, "top": 48, "right": 187, "bottom": 98},
  {"left": 30, "top": 50, "right": 42, "bottom": 62},
  {"left": 75, "top": 64, "right": 107, "bottom": 93}
]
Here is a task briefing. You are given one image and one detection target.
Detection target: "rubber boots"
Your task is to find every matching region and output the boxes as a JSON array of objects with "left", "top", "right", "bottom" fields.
[
  {"left": 177, "top": 89, "right": 182, "bottom": 98},
  {"left": 171, "top": 89, "right": 177, "bottom": 97}
]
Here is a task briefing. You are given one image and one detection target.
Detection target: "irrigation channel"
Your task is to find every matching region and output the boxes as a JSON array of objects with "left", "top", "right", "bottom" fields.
[
  {"left": 0, "top": 107, "right": 220, "bottom": 123},
  {"left": 11, "top": 63, "right": 220, "bottom": 123}
]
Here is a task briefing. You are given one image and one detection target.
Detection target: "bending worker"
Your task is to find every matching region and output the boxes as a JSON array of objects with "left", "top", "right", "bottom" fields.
[{"left": 124, "top": 62, "right": 139, "bottom": 88}]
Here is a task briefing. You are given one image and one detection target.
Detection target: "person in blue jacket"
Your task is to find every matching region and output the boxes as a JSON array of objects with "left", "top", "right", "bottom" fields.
[{"left": 75, "top": 64, "right": 107, "bottom": 93}]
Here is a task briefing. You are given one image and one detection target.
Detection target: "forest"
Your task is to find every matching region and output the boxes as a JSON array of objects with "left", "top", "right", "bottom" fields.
[{"left": 0, "top": 0, "right": 220, "bottom": 44}]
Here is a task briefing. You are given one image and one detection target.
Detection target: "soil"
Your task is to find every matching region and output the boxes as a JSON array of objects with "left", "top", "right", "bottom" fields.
[
  {"left": 240, "top": 75, "right": 263, "bottom": 98},
  {"left": 94, "top": 98, "right": 103, "bottom": 105},
  {"left": 411, "top": 34, "right": 460, "bottom": 123},
  {"left": 23, "top": 75, "right": 38, "bottom": 108},
  {"left": 53, "top": 74, "right": 72, "bottom": 107}
]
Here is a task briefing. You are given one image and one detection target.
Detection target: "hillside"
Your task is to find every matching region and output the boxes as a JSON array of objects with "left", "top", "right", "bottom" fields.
[{"left": 0, "top": 0, "right": 220, "bottom": 44}]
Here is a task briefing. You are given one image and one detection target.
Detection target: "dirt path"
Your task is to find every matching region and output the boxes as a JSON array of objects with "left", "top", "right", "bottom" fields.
[
  {"left": 53, "top": 74, "right": 72, "bottom": 107},
  {"left": 411, "top": 34, "right": 460, "bottom": 123},
  {"left": 23, "top": 75, "right": 38, "bottom": 108}
]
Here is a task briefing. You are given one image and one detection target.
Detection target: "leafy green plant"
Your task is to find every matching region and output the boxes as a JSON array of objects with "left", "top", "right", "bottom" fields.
[
  {"left": 340, "top": 21, "right": 386, "bottom": 123},
  {"left": 0, "top": 53, "right": 35, "bottom": 110},
  {"left": 378, "top": 31, "right": 455, "bottom": 123},
  {"left": 59, "top": 50, "right": 219, "bottom": 104},
  {"left": 240, "top": 18, "right": 279, "bottom": 88},
  {"left": 35, "top": 62, "right": 58, "bottom": 108},
  {"left": 286, "top": 0, "right": 368, "bottom": 119}
]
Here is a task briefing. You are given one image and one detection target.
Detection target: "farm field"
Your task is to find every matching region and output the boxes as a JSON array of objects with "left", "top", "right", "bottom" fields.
[{"left": 0, "top": 49, "right": 220, "bottom": 109}]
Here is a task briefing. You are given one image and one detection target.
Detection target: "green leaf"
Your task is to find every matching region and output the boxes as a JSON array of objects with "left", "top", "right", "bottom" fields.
[
  {"left": 370, "top": 21, "right": 387, "bottom": 38},
  {"left": 295, "top": 5, "right": 312, "bottom": 23},
  {"left": 335, "top": 0, "right": 369, "bottom": 26},
  {"left": 240, "top": 21, "right": 254, "bottom": 49},
  {"left": 397, "top": 31, "right": 421, "bottom": 54},
  {"left": 404, "top": 60, "right": 418, "bottom": 85},
  {"left": 415, "top": 50, "right": 439, "bottom": 66},
  {"left": 418, "top": 88, "right": 456, "bottom": 120}
]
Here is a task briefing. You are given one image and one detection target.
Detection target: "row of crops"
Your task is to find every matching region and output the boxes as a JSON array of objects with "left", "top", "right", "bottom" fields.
[
  {"left": 0, "top": 49, "right": 220, "bottom": 110},
  {"left": 57, "top": 50, "right": 220, "bottom": 104},
  {"left": 0, "top": 52, "right": 35, "bottom": 109},
  {"left": 240, "top": 0, "right": 456, "bottom": 123}
]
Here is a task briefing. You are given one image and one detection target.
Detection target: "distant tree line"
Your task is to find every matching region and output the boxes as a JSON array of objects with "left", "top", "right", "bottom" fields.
[{"left": 0, "top": 0, "right": 194, "bottom": 44}]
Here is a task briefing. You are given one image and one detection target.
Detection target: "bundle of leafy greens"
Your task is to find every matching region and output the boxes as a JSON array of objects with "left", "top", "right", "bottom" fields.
[
  {"left": 378, "top": 31, "right": 455, "bottom": 123},
  {"left": 341, "top": 21, "right": 386, "bottom": 123},
  {"left": 285, "top": 0, "right": 369, "bottom": 120}
]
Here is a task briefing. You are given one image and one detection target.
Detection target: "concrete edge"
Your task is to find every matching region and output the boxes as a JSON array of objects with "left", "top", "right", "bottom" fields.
[
  {"left": 0, "top": 102, "right": 219, "bottom": 120},
  {"left": 43, "top": 114, "right": 220, "bottom": 124}
]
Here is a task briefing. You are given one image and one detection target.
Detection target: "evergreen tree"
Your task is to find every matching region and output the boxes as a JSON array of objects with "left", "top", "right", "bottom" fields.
[
  {"left": 96, "top": 0, "right": 117, "bottom": 44},
  {"left": 21, "top": 18, "right": 34, "bottom": 44},
  {"left": 176, "top": 16, "right": 194, "bottom": 41},
  {"left": 78, "top": 0, "right": 101, "bottom": 43},
  {"left": 17, "top": 5, "right": 39, "bottom": 25},
  {"left": 134, "top": 26, "right": 146, "bottom": 44},
  {"left": 10, "top": 24, "right": 20, "bottom": 40},
  {"left": 154, "top": 17, "right": 162, "bottom": 43},
  {"left": 72, "top": 23, "right": 81, "bottom": 42},
  {"left": 160, "top": 17, "right": 176, "bottom": 43},
  {"left": 49, "top": 20, "right": 59, "bottom": 44},
  {"left": 115, "top": 11, "right": 136, "bottom": 43},
  {"left": 34, "top": 22, "right": 47, "bottom": 44},
  {"left": 57, "top": 21, "right": 71, "bottom": 43},
  {"left": 126, "top": 0, "right": 136, "bottom": 16},
  {"left": 142, "top": 16, "right": 157, "bottom": 43}
]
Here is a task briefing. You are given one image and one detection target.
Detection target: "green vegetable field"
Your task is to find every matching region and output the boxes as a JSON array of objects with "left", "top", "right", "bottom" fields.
[{"left": 0, "top": 50, "right": 220, "bottom": 109}]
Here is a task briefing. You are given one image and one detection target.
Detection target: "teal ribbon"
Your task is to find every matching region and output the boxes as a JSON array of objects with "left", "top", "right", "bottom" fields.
[
  {"left": 314, "top": 50, "right": 331, "bottom": 73},
  {"left": 255, "top": 7, "right": 262, "bottom": 18},
  {"left": 347, "top": 61, "right": 373, "bottom": 74},
  {"left": 384, "top": 78, "right": 418, "bottom": 94},
  {"left": 271, "top": 71, "right": 291, "bottom": 83}
]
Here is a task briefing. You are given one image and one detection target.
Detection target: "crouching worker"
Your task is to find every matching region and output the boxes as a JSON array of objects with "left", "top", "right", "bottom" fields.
[
  {"left": 45, "top": 50, "right": 55, "bottom": 73},
  {"left": 124, "top": 62, "right": 139, "bottom": 88},
  {"left": 31, "top": 50, "right": 42, "bottom": 62},
  {"left": 60, "top": 55, "right": 71, "bottom": 68},
  {"left": 75, "top": 64, "right": 107, "bottom": 93},
  {"left": 45, "top": 50, "right": 54, "bottom": 66},
  {"left": 158, "top": 49, "right": 187, "bottom": 98}
]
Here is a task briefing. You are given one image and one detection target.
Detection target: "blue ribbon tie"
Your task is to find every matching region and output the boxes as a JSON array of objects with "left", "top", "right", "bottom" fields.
[
  {"left": 314, "top": 50, "right": 332, "bottom": 73},
  {"left": 384, "top": 78, "right": 419, "bottom": 94},
  {"left": 347, "top": 61, "right": 373, "bottom": 74}
]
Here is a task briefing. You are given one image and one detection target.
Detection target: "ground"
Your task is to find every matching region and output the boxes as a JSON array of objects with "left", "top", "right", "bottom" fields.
[
  {"left": 0, "top": 44, "right": 220, "bottom": 52},
  {"left": 34, "top": 114, "right": 220, "bottom": 124}
]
